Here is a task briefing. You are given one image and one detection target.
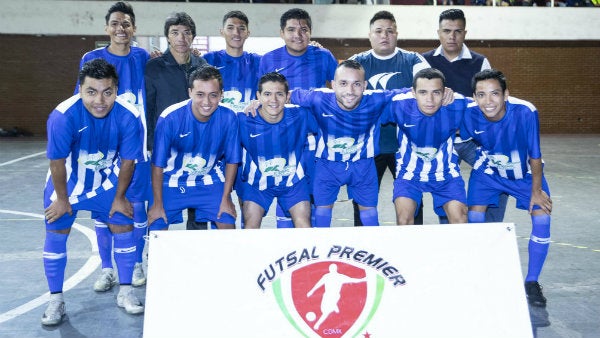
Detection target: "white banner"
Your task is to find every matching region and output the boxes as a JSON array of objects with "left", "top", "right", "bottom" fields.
[{"left": 144, "top": 223, "right": 532, "bottom": 338}]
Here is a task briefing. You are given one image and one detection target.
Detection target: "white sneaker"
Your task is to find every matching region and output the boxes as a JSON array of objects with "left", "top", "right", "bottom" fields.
[
  {"left": 132, "top": 262, "right": 146, "bottom": 287},
  {"left": 117, "top": 288, "right": 144, "bottom": 314},
  {"left": 94, "top": 268, "right": 117, "bottom": 292},
  {"left": 41, "top": 300, "right": 65, "bottom": 326}
]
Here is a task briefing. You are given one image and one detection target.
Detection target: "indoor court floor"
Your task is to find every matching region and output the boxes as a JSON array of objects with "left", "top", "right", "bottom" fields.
[{"left": 1, "top": 135, "right": 598, "bottom": 337}]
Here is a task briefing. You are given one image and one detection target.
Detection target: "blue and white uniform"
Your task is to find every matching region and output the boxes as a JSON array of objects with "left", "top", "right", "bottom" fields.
[
  {"left": 151, "top": 100, "right": 241, "bottom": 224},
  {"left": 204, "top": 50, "right": 261, "bottom": 113},
  {"left": 384, "top": 92, "right": 467, "bottom": 216},
  {"left": 238, "top": 105, "right": 316, "bottom": 212}
]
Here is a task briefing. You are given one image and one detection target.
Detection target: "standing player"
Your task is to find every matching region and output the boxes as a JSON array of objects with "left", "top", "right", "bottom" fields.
[
  {"left": 259, "top": 7, "right": 338, "bottom": 228},
  {"left": 145, "top": 11, "right": 208, "bottom": 230},
  {"left": 462, "top": 69, "right": 552, "bottom": 307},
  {"left": 349, "top": 10, "right": 430, "bottom": 226},
  {"left": 203, "top": 10, "right": 261, "bottom": 113},
  {"left": 76, "top": 1, "right": 149, "bottom": 291},
  {"left": 290, "top": 60, "right": 400, "bottom": 227},
  {"left": 147, "top": 66, "right": 240, "bottom": 231},
  {"left": 42, "top": 59, "right": 145, "bottom": 326},
  {"left": 238, "top": 73, "right": 316, "bottom": 228},
  {"left": 422, "top": 8, "right": 508, "bottom": 224},
  {"left": 384, "top": 68, "right": 467, "bottom": 225}
]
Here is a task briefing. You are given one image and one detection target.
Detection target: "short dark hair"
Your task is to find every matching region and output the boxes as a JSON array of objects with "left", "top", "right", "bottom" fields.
[
  {"left": 78, "top": 58, "right": 119, "bottom": 87},
  {"left": 164, "top": 12, "right": 196, "bottom": 37},
  {"left": 370, "top": 11, "right": 396, "bottom": 26},
  {"left": 280, "top": 8, "right": 311, "bottom": 31},
  {"left": 337, "top": 59, "right": 363, "bottom": 72},
  {"left": 258, "top": 72, "right": 289, "bottom": 93},
  {"left": 439, "top": 8, "right": 466, "bottom": 26},
  {"left": 105, "top": 1, "right": 135, "bottom": 26},
  {"left": 188, "top": 66, "right": 223, "bottom": 90},
  {"left": 472, "top": 69, "right": 507, "bottom": 93},
  {"left": 223, "top": 10, "right": 249, "bottom": 26},
  {"left": 413, "top": 68, "right": 446, "bottom": 89}
]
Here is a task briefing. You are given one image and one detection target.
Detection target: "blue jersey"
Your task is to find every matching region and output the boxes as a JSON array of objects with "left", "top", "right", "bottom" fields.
[
  {"left": 152, "top": 100, "right": 241, "bottom": 187},
  {"left": 203, "top": 50, "right": 261, "bottom": 113},
  {"left": 461, "top": 97, "right": 542, "bottom": 180},
  {"left": 258, "top": 45, "right": 337, "bottom": 90},
  {"left": 238, "top": 105, "right": 316, "bottom": 191},
  {"left": 291, "top": 89, "right": 398, "bottom": 162},
  {"left": 45, "top": 95, "right": 143, "bottom": 205},
  {"left": 384, "top": 92, "right": 466, "bottom": 182}
]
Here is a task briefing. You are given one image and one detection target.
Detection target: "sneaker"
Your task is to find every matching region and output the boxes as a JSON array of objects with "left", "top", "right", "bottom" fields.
[
  {"left": 94, "top": 268, "right": 117, "bottom": 292},
  {"left": 525, "top": 281, "right": 547, "bottom": 307},
  {"left": 117, "top": 288, "right": 144, "bottom": 314},
  {"left": 132, "top": 262, "right": 146, "bottom": 287},
  {"left": 41, "top": 300, "right": 65, "bottom": 326}
]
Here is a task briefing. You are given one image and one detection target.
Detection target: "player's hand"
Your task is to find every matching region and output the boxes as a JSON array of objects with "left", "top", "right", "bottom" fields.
[
  {"left": 44, "top": 198, "right": 72, "bottom": 223},
  {"left": 218, "top": 194, "right": 237, "bottom": 219},
  {"left": 243, "top": 100, "right": 260, "bottom": 117},
  {"left": 529, "top": 189, "right": 552, "bottom": 215},
  {"left": 147, "top": 203, "right": 167, "bottom": 225},
  {"left": 191, "top": 48, "right": 202, "bottom": 57},
  {"left": 442, "top": 87, "right": 455, "bottom": 105},
  {"left": 150, "top": 50, "right": 163, "bottom": 59},
  {"left": 309, "top": 40, "right": 323, "bottom": 49},
  {"left": 109, "top": 196, "right": 133, "bottom": 219}
]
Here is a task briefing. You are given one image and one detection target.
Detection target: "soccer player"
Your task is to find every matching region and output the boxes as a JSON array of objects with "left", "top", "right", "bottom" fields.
[
  {"left": 203, "top": 10, "right": 261, "bottom": 113},
  {"left": 42, "top": 59, "right": 145, "bottom": 326},
  {"left": 147, "top": 66, "right": 240, "bottom": 231},
  {"left": 238, "top": 72, "right": 316, "bottom": 228},
  {"left": 290, "top": 60, "right": 399, "bottom": 227},
  {"left": 76, "top": 1, "right": 149, "bottom": 291},
  {"left": 384, "top": 68, "right": 467, "bottom": 225},
  {"left": 145, "top": 11, "right": 208, "bottom": 230},
  {"left": 258, "top": 7, "right": 338, "bottom": 228},
  {"left": 462, "top": 69, "right": 552, "bottom": 307},
  {"left": 422, "top": 8, "right": 508, "bottom": 224},
  {"left": 349, "top": 10, "right": 430, "bottom": 226}
]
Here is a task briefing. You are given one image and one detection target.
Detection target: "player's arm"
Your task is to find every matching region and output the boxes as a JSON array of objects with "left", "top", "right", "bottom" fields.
[
  {"left": 109, "top": 159, "right": 134, "bottom": 218},
  {"left": 528, "top": 158, "right": 552, "bottom": 215},
  {"left": 147, "top": 164, "right": 167, "bottom": 224},
  {"left": 44, "top": 158, "right": 73, "bottom": 223},
  {"left": 217, "top": 163, "right": 238, "bottom": 219}
]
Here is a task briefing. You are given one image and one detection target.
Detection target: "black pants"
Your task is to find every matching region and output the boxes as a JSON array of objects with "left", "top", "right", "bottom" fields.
[{"left": 186, "top": 208, "right": 208, "bottom": 230}]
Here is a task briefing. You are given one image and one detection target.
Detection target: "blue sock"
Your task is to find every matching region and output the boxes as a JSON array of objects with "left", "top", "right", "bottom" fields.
[
  {"left": 314, "top": 207, "right": 332, "bottom": 228},
  {"left": 95, "top": 220, "right": 113, "bottom": 269},
  {"left": 132, "top": 202, "right": 147, "bottom": 263},
  {"left": 43, "top": 231, "right": 68, "bottom": 293},
  {"left": 276, "top": 203, "right": 293, "bottom": 228},
  {"left": 113, "top": 231, "right": 136, "bottom": 285},
  {"left": 468, "top": 210, "right": 486, "bottom": 223},
  {"left": 526, "top": 214, "right": 551, "bottom": 282},
  {"left": 359, "top": 208, "right": 379, "bottom": 226}
]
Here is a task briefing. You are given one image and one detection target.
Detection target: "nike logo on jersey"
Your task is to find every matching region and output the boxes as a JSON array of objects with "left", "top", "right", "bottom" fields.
[
  {"left": 179, "top": 132, "right": 191, "bottom": 138},
  {"left": 275, "top": 67, "right": 286, "bottom": 73},
  {"left": 403, "top": 123, "right": 415, "bottom": 128},
  {"left": 78, "top": 126, "right": 88, "bottom": 133},
  {"left": 250, "top": 133, "right": 262, "bottom": 138},
  {"left": 322, "top": 113, "right": 334, "bottom": 118},
  {"left": 474, "top": 130, "right": 485, "bottom": 134}
]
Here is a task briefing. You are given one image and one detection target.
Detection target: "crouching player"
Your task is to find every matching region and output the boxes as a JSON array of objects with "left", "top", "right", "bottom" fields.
[
  {"left": 463, "top": 69, "right": 552, "bottom": 307},
  {"left": 147, "top": 66, "right": 240, "bottom": 231},
  {"left": 238, "top": 72, "right": 317, "bottom": 228},
  {"left": 42, "top": 59, "right": 145, "bottom": 325},
  {"left": 384, "top": 68, "right": 467, "bottom": 225}
]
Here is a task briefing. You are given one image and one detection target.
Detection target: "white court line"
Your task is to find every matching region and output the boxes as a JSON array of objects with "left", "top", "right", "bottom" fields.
[
  {"left": 0, "top": 209, "right": 99, "bottom": 324},
  {"left": 0, "top": 151, "right": 46, "bottom": 167}
]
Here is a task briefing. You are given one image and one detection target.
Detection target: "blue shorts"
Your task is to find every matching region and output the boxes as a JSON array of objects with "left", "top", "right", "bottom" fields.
[
  {"left": 44, "top": 187, "right": 133, "bottom": 231},
  {"left": 241, "top": 179, "right": 310, "bottom": 214},
  {"left": 150, "top": 182, "right": 235, "bottom": 227},
  {"left": 393, "top": 176, "right": 466, "bottom": 217},
  {"left": 467, "top": 170, "right": 551, "bottom": 211},
  {"left": 312, "top": 158, "right": 378, "bottom": 207},
  {"left": 126, "top": 160, "right": 152, "bottom": 203}
]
